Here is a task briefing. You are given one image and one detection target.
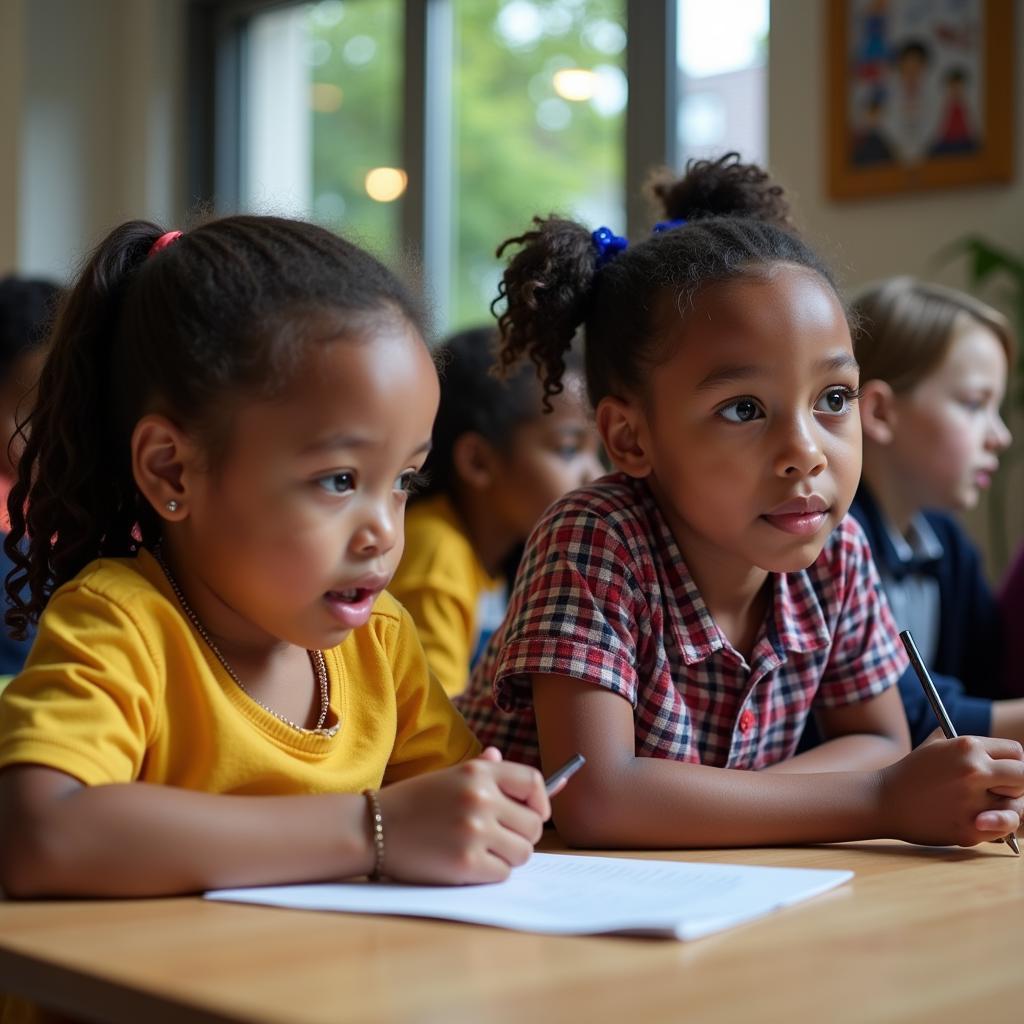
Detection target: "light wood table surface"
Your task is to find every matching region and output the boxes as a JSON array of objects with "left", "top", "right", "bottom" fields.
[{"left": 1, "top": 838, "right": 1022, "bottom": 1024}]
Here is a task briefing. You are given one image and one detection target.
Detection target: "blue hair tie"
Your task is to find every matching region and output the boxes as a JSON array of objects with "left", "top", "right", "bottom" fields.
[
  {"left": 652, "top": 218, "right": 687, "bottom": 233},
  {"left": 591, "top": 226, "right": 628, "bottom": 268}
]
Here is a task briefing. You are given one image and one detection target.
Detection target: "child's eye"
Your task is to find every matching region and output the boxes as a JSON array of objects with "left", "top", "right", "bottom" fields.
[
  {"left": 719, "top": 398, "right": 764, "bottom": 423},
  {"left": 957, "top": 396, "right": 986, "bottom": 412},
  {"left": 318, "top": 471, "right": 356, "bottom": 495},
  {"left": 396, "top": 470, "right": 427, "bottom": 494},
  {"left": 814, "top": 387, "right": 860, "bottom": 415}
]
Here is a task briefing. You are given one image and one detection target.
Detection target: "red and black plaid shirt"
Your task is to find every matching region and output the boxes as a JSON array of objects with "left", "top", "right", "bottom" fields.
[{"left": 457, "top": 473, "right": 907, "bottom": 770}]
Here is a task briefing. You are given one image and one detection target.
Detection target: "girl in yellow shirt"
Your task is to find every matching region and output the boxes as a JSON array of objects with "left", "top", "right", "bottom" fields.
[
  {"left": 390, "top": 327, "right": 602, "bottom": 695},
  {"left": 0, "top": 216, "right": 550, "bottom": 901}
]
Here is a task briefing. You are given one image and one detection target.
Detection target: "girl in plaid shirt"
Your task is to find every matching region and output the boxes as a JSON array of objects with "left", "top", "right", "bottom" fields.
[{"left": 457, "top": 154, "right": 1024, "bottom": 849}]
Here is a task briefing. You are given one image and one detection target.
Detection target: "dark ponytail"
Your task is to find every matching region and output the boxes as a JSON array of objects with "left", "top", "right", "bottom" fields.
[
  {"left": 493, "top": 155, "right": 837, "bottom": 411},
  {"left": 5, "top": 215, "right": 423, "bottom": 638},
  {"left": 5, "top": 222, "right": 162, "bottom": 638}
]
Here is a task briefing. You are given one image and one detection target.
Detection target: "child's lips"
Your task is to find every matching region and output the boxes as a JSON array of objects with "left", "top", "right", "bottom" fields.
[
  {"left": 765, "top": 494, "right": 829, "bottom": 516},
  {"left": 761, "top": 510, "right": 829, "bottom": 536},
  {"left": 324, "top": 577, "right": 388, "bottom": 629},
  {"left": 761, "top": 495, "right": 831, "bottom": 536}
]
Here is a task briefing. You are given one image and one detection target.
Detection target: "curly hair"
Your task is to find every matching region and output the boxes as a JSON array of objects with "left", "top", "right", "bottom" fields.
[
  {"left": 493, "top": 155, "right": 837, "bottom": 410},
  {"left": 648, "top": 151, "right": 794, "bottom": 230},
  {"left": 4, "top": 215, "right": 424, "bottom": 639}
]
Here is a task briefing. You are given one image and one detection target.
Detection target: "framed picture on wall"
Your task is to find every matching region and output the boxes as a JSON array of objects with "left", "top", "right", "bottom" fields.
[{"left": 827, "top": 0, "right": 1015, "bottom": 199}]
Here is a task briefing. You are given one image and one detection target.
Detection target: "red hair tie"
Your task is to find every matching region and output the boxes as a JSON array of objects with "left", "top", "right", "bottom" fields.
[{"left": 148, "top": 230, "right": 183, "bottom": 258}]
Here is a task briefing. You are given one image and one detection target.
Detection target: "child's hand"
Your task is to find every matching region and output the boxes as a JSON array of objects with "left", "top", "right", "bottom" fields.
[
  {"left": 376, "top": 748, "right": 550, "bottom": 884},
  {"left": 880, "top": 736, "right": 1024, "bottom": 846}
]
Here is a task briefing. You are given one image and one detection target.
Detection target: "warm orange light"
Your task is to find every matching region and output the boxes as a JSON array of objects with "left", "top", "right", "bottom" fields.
[
  {"left": 310, "top": 83, "right": 344, "bottom": 112},
  {"left": 365, "top": 167, "right": 408, "bottom": 202},
  {"left": 552, "top": 68, "right": 596, "bottom": 101}
]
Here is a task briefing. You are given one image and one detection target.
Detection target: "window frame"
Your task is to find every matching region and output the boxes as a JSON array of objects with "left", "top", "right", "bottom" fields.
[{"left": 188, "top": 0, "right": 678, "bottom": 323}]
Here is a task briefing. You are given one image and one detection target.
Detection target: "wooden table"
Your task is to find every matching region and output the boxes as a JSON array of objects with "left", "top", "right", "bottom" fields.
[{"left": 1, "top": 839, "right": 1022, "bottom": 1023}]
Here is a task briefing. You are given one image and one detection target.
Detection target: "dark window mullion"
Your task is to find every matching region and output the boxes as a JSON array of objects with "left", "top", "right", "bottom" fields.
[
  {"left": 402, "top": 0, "right": 453, "bottom": 334},
  {"left": 625, "top": 0, "right": 677, "bottom": 238}
]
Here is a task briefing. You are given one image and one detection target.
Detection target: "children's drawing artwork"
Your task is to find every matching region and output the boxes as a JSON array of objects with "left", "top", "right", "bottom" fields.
[{"left": 828, "top": 0, "right": 1014, "bottom": 198}]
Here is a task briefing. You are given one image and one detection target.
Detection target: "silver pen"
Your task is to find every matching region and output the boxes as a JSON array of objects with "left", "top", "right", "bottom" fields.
[
  {"left": 543, "top": 753, "right": 586, "bottom": 795},
  {"left": 900, "top": 629, "right": 1020, "bottom": 855}
]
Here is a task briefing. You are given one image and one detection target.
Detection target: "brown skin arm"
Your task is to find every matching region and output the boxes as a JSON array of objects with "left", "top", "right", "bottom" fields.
[
  {"left": 0, "top": 765, "right": 374, "bottom": 897},
  {"left": 0, "top": 755, "right": 550, "bottom": 898},
  {"left": 990, "top": 701, "right": 1024, "bottom": 747},
  {"left": 531, "top": 673, "right": 1024, "bottom": 849}
]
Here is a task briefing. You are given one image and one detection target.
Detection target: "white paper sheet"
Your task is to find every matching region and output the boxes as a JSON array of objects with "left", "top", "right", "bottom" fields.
[{"left": 205, "top": 853, "right": 852, "bottom": 940}]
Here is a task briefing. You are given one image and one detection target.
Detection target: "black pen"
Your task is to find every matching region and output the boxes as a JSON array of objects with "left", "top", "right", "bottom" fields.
[
  {"left": 900, "top": 629, "right": 1020, "bottom": 855},
  {"left": 543, "top": 753, "right": 586, "bottom": 795}
]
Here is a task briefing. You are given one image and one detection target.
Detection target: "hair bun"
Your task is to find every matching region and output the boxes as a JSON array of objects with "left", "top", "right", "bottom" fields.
[{"left": 648, "top": 152, "right": 793, "bottom": 229}]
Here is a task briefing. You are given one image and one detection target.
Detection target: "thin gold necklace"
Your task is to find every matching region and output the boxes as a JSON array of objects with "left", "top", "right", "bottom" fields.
[{"left": 153, "top": 546, "right": 337, "bottom": 738}]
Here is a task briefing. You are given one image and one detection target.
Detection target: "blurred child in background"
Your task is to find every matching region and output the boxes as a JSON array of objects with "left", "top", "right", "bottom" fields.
[
  {"left": 390, "top": 326, "right": 602, "bottom": 696},
  {"left": 850, "top": 277, "right": 1019, "bottom": 742},
  {"left": 0, "top": 277, "right": 60, "bottom": 516},
  {"left": 0, "top": 276, "right": 61, "bottom": 677}
]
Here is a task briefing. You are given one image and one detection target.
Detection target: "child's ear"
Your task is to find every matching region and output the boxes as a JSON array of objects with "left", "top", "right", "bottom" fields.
[
  {"left": 859, "top": 379, "right": 897, "bottom": 446},
  {"left": 595, "top": 396, "right": 652, "bottom": 478},
  {"left": 131, "top": 414, "right": 199, "bottom": 522},
  {"left": 451, "top": 432, "right": 500, "bottom": 492}
]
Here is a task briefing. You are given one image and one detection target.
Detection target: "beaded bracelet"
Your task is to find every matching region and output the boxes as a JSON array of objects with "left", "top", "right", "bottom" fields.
[{"left": 362, "top": 789, "right": 385, "bottom": 881}]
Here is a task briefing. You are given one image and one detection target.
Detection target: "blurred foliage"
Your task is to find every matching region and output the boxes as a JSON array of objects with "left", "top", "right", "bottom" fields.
[
  {"left": 305, "top": 0, "right": 404, "bottom": 260},
  {"left": 941, "top": 236, "right": 1024, "bottom": 402},
  {"left": 306, "top": 0, "right": 625, "bottom": 332}
]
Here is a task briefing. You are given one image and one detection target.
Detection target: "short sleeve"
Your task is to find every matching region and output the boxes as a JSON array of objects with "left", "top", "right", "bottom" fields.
[
  {"left": 814, "top": 520, "right": 908, "bottom": 708},
  {"left": 493, "top": 504, "right": 645, "bottom": 712},
  {"left": 0, "top": 582, "right": 162, "bottom": 785},
  {"left": 382, "top": 604, "right": 481, "bottom": 783}
]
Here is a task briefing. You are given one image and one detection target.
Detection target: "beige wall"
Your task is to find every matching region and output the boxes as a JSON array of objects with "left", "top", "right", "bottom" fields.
[
  {"left": 0, "top": 0, "right": 26, "bottom": 273},
  {"left": 769, "top": 0, "right": 1024, "bottom": 579}
]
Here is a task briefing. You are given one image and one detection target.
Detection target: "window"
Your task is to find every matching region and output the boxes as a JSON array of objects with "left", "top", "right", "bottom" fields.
[
  {"left": 449, "top": 0, "right": 626, "bottom": 329},
  {"left": 676, "top": 0, "right": 768, "bottom": 167},
  {"left": 243, "top": 1, "right": 404, "bottom": 263},
  {"left": 211, "top": 1, "right": 768, "bottom": 331}
]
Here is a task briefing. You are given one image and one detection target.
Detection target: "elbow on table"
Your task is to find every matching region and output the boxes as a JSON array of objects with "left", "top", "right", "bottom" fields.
[
  {"left": 0, "top": 821, "right": 67, "bottom": 898},
  {"left": 550, "top": 782, "right": 634, "bottom": 850}
]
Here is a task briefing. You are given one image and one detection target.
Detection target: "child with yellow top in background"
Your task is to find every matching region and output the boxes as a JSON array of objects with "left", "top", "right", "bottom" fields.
[
  {"left": 390, "top": 326, "right": 601, "bottom": 695},
  {"left": 0, "top": 218, "right": 550, "bottom": 921}
]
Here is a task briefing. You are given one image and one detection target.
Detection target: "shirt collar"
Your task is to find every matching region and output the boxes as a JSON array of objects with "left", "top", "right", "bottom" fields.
[
  {"left": 853, "top": 484, "right": 944, "bottom": 580},
  {"left": 637, "top": 477, "right": 830, "bottom": 664},
  {"left": 881, "top": 511, "right": 944, "bottom": 566},
  {"left": 768, "top": 563, "right": 833, "bottom": 655}
]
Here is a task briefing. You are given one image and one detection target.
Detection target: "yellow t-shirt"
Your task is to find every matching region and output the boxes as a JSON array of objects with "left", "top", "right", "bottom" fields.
[
  {"left": 390, "top": 494, "right": 506, "bottom": 697},
  {"left": 0, "top": 549, "right": 480, "bottom": 794},
  {"left": 0, "top": 551, "right": 482, "bottom": 1024}
]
